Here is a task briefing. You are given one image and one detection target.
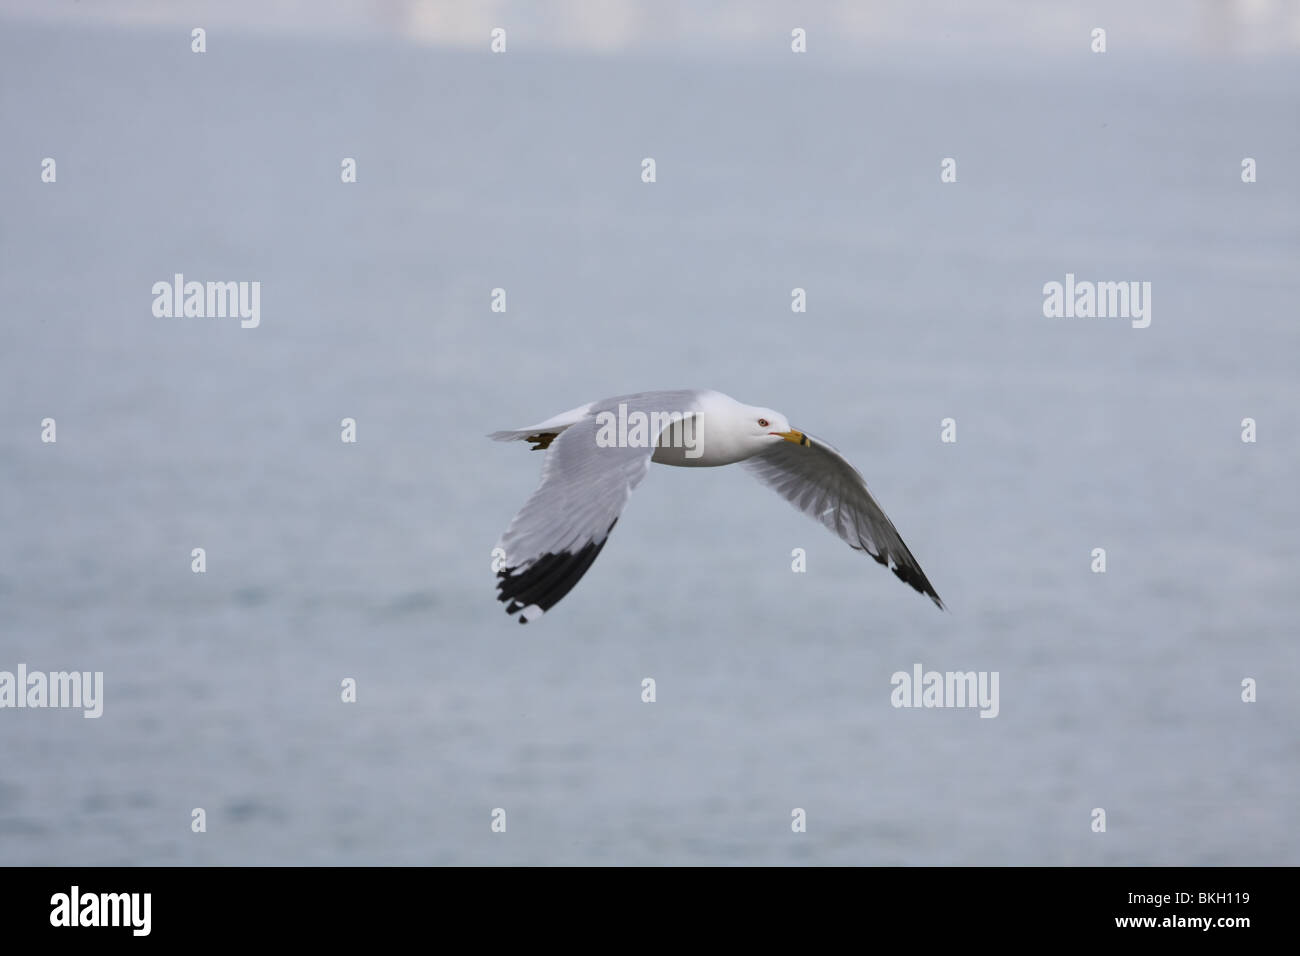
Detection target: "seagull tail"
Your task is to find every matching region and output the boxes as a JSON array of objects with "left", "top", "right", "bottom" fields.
[{"left": 488, "top": 402, "right": 595, "bottom": 449}]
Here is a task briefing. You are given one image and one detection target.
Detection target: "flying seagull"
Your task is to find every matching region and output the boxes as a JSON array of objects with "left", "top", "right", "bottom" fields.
[{"left": 490, "top": 389, "right": 942, "bottom": 622}]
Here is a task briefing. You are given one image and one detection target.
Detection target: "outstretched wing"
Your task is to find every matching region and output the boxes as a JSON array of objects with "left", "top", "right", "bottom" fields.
[
  {"left": 492, "top": 391, "right": 701, "bottom": 622},
  {"left": 742, "top": 433, "right": 944, "bottom": 608}
]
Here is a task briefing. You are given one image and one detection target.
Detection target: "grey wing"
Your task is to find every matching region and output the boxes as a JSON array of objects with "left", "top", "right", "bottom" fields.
[
  {"left": 741, "top": 433, "right": 944, "bottom": 608},
  {"left": 493, "top": 391, "right": 702, "bottom": 622}
]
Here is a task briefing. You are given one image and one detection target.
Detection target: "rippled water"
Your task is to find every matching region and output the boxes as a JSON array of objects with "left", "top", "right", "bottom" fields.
[{"left": 1, "top": 18, "right": 1297, "bottom": 865}]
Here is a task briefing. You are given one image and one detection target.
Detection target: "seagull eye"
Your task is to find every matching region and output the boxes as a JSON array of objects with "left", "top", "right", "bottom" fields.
[{"left": 757, "top": 418, "right": 770, "bottom": 428}]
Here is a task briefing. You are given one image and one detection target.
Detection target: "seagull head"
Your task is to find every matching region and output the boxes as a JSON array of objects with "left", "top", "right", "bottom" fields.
[
  {"left": 743, "top": 405, "right": 809, "bottom": 449},
  {"left": 692, "top": 392, "right": 811, "bottom": 464}
]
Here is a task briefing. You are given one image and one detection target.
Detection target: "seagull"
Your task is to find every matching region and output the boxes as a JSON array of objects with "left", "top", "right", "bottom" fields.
[{"left": 490, "top": 389, "right": 943, "bottom": 622}]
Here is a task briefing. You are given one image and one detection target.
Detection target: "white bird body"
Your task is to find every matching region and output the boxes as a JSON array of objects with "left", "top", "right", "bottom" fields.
[
  {"left": 650, "top": 390, "right": 787, "bottom": 466},
  {"left": 489, "top": 389, "right": 942, "bottom": 622}
]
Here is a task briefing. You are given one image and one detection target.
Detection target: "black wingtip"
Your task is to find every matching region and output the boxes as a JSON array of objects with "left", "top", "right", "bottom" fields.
[
  {"left": 496, "top": 521, "right": 618, "bottom": 620},
  {"left": 890, "top": 560, "right": 944, "bottom": 611},
  {"left": 853, "top": 540, "right": 943, "bottom": 609}
]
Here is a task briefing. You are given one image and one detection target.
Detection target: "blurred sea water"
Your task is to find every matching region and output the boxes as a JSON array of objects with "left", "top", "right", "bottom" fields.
[{"left": 0, "top": 14, "right": 1297, "bottom": 864}]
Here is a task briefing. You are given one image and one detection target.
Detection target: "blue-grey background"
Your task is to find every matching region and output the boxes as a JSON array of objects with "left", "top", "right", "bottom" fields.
[{"left": 1, "top": 2, "right": 1297, "bottom": 865}]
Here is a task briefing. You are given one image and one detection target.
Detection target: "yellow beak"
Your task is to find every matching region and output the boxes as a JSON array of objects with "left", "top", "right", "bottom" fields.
[{"left": 774, "top": 429, "right": 810, "bottom": 447}]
